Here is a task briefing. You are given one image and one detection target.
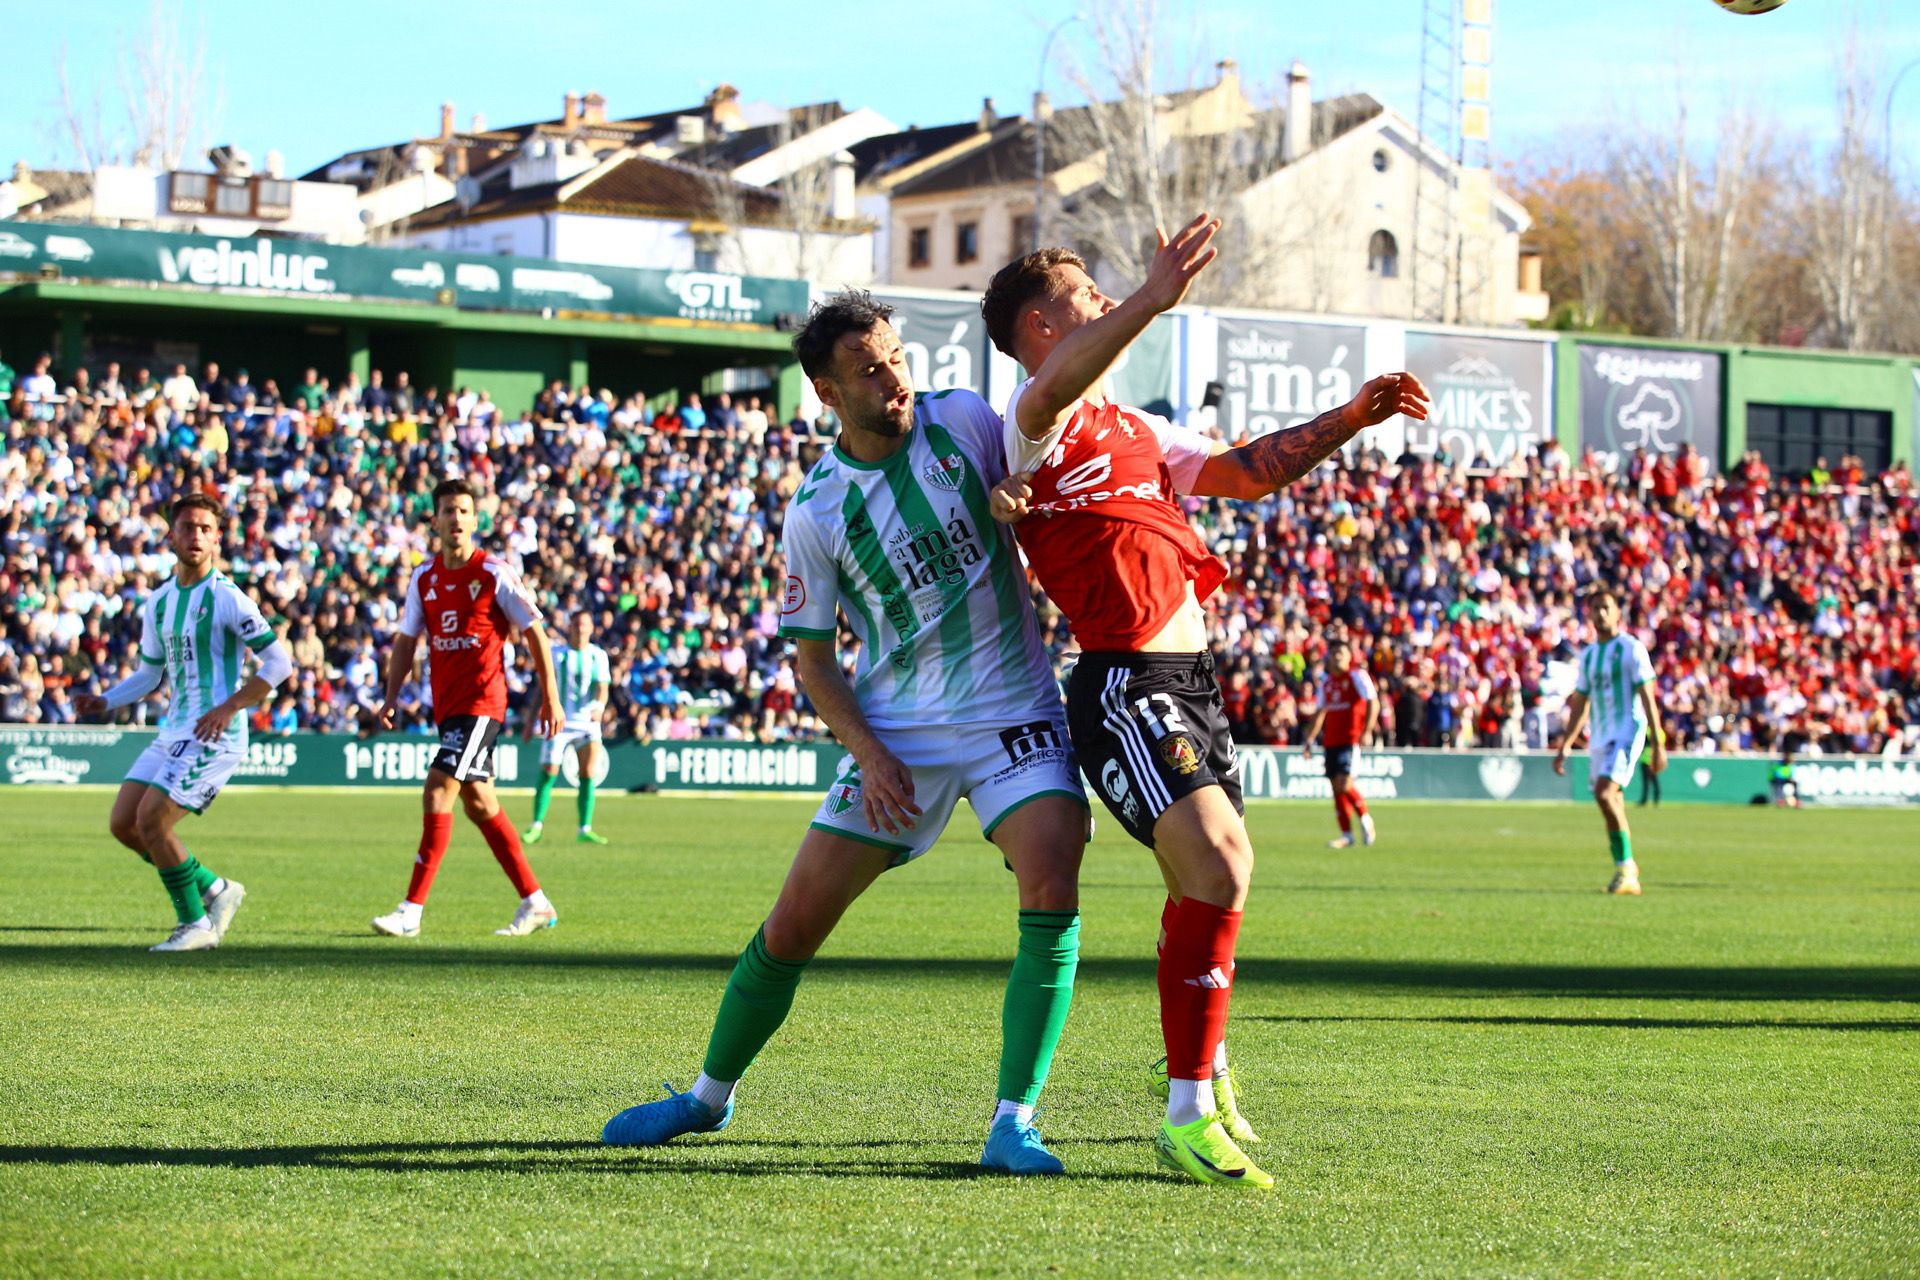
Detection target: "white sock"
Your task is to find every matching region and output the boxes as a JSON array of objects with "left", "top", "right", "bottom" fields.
[
  {"left": 202, "top": 877, "right": 227, "bottom": 903},
  {"left": 1167, "top": 1078, "right": 1216, "bottom": 1127},
  {"left": 185, "top": 915, "right": 213, "bottom": 931},
  {"left": 525, "top": 890, "right": 552, "bottom": 911},
  {"left": 393, "top": 901, "right": 423, "bottom": 922},
  {"left": 992, "top": 1100, "right": 1035, "bottom": 1129},
  {"left": 1213, "top": 1040, "right": 1230, "bottom": 1076},
  {"left": 690, "top": 1072, "right": 736, "bottom": 1112}
]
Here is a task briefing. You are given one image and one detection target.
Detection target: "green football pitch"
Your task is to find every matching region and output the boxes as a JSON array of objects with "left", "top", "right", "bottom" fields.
[{"left": 2, "top": 789, "right": 1915, "bottom": 1278}]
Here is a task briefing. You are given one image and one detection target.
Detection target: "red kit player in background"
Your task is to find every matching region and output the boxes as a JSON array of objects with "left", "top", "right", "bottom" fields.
[
  {"left": 1300, "top": 637, "right": 1379, "bottom": 848},
  {"left": 372, "top": 478, "right": 565, "bottom": 938}
]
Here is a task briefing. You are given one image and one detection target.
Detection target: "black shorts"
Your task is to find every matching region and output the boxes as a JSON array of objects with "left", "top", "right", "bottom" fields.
[
  {"left": 1066, "top": 651, "right": 1243, "bottom": 849},
  {"left": 1323, "top": 744, "right": 1355, "bottom": 778},
  {"left": 431, "top": 714, "right": 504, "bottom": 782}
]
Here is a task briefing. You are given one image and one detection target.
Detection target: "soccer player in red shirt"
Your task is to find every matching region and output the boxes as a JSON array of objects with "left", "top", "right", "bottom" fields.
[
  {"left": 371, "top": 479, "right": 565, "bottom": 938},
  {"left": 1299, "top": 638, "right": 1379, "bottom": 848},
  {"left": 982, "top": 216, "right": 1428, "bottom": 1188}
]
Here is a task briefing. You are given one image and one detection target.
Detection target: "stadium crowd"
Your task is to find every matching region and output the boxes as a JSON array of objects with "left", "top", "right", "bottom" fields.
[{"left": 2, "top": 349, "right": 1916, "bottom": 757}]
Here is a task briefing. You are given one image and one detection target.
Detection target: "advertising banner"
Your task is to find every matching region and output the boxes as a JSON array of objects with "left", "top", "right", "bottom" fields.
[
  {"left": 0, "top": 219, "right": 808, "bottom": 326},
  {"left": 1213, "top": 315, "right": 1366, "bottom": 440},
  {"left": 1577, "top": 343, "right": 1724, "bottom": 471},
  {"left": 1107, "top": 315, "right": 1178, "bottom": 415},
  {"left": 870, "top": 290, "right": 994, "bottom": 398},
  {"left": 1402, "top": 331, "right": 1552, "bottom": 467}
]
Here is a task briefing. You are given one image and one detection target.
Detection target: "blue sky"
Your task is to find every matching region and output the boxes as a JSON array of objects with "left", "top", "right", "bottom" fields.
[{"left": 8, "top": 0, "right": 1917, "bottom": 179}]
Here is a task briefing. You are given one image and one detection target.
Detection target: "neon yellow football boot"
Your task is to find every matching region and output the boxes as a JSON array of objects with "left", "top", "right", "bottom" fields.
[{"left": 1155, "top": 1114, "right": 1273, "bottom": 1189}]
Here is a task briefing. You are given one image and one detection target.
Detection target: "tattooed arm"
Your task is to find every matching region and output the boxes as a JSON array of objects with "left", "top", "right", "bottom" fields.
[{"left": 1190, "top": 372, "right": 1432, "bottom": 500}]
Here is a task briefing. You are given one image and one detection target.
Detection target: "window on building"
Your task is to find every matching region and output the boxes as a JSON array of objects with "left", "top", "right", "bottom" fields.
[
  {"left": 956, "top": 220, "right": 980, "bottom": 265},
  {"left": 1011, "top": 213, "right": 1035, "bottom": 255},
  {"left": 1368, "top": 230, "right": 1399, "bottom": 278},
  {"left": 213, "top": 181, "right": 253, "bottom": 217},
  {"left": 1746, "top": 403, "right": 1891, "bottom": 477},
  {"left": 1372, "top": 148, "right": 1391, "bottom": 173},
  {"left": 254, "top": 179, "right": 294, "bottom": 219},
  {"left": 908, "top": 226, "right": 931, "bottom": 268},
  {"left": 167, "top": 172, "right": 210, "bottom": 214}
]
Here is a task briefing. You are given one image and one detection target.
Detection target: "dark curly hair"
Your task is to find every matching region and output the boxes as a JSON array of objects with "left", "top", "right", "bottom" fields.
[{"left": 793, "top": 291, "right": 898, "bottom": 379}]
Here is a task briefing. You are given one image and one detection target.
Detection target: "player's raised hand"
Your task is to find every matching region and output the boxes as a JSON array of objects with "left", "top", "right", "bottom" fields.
[
  {"left": 857, "top": 745, "right": 922, "bottom": 836},
  {"left": 73, "top": 694, "right": 107, "bottom": 719},
  {"left": 1344, "top": 372, "right": 1431, "bottom": 429},
  {"left": 1137, "top": 213, "right": 1221, "bottom": 314},
  {"left": 991, "top": 472, "right": 1035, "bottom": 523}
]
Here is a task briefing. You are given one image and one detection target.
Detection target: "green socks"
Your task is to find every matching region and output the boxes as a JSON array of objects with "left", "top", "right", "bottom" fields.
[
  {"left": 531, "top": 773, "right": 556, "bottom": 826},
  {"left": 578, "top": 778, "right": 597, "bottom": 831},
  {"left": 702, "top": 925, "right": 811, "bottom": 1083},
  {"left": 1609, "top": 831, "right": 1634, "bottom": 864},
  {"left": 158, "top": 858, "right": 213, "bottom": 924},
  {"left": 997, "top": 909, "right": 1082, "bottom": 1107}
]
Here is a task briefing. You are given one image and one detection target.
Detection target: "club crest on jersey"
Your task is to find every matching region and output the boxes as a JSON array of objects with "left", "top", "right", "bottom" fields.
[
  {"left": 468, "top": 580, "right": 482, "bottom": 600},
  {"left": 827, "top": 782, "right": 861, "bottom": 816},
  {"left": 1160, "top": 734, "right": 1202, "bottom": 776},
  {"left": 922, "top": 452, "right": 966, "bottom": 492}
]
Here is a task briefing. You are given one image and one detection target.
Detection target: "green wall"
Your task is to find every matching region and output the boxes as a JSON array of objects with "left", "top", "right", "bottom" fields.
[{"left": 1726, "top": 348, "right": 1914, "bottom": 464}]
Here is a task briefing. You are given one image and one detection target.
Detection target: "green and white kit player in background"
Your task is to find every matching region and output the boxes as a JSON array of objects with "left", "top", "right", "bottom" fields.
[
  {"left": 1552, "top": 586, "right": 1668, "bottom": 895},
  {"left": 524, "top": 611, "right": 612, "bottom": 845},
  {"left": 602, "top": 292, "right": 1091, "bottom": 1175},
  {"left": 75, "top": 494, "right": 296, "bottom": 951}
]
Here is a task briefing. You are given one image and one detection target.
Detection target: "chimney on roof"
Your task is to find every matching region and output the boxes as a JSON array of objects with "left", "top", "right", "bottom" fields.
[
  {"left": 706, "top": 84, "right": 744, "bottom": 134},
  {"left": 440, "top": 102, "right": 454, "bottom": 139},
  {"left": 979, "top": 97, "right": 997, "bottom": 131},
  {"left": 582, "top": 92, "right": 607, "bottom": 125},
  {"left": 471, "top": 112, "right": 486, "bottom": 132},
  {"left": 1216, "top": 58, "right": 1239, "bottom": 88},
  {"left": 564, "top": 92, "right": 582, "bottom": 129},
  {"left": 1032, "top": 90, "right": 1052, "bottom": 125},
  {"left": 830, "top": 150, "right": 855, "bottom": 222},
  {"left": 1282, "top": 60, "right": 1311, "bottom": 164}
]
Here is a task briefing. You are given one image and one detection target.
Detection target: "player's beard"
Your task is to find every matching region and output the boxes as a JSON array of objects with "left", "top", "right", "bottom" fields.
[{"left": 851, "top": 396, "right": 914, "bottom": 439}]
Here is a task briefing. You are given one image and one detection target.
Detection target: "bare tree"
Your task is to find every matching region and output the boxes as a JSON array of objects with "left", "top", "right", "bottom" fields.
[
  {"left": 49, "top": 0, "right": 217, "bottom": 173},
  {"left": 700, "top": 106, "right": 853, "bottom": 284},
  {"left": 1794, "top": 30, "right": 1884, "bottom": 350}
]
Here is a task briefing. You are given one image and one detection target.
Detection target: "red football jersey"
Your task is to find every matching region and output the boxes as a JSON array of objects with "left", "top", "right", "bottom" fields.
[
  {"left": 1002, "top": 382, "right": 1224, "bottom": 651},
  {"left": 400, "top": 550, "right": 541, "bottom": 721},
  {"left": 1318, "top": 667, "right": 1377, "bottom": 748}
]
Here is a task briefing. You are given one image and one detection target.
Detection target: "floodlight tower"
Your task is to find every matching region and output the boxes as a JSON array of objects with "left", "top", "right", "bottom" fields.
[{"left": 1412, "top": 0, "right": 1495, "bottom": 325}]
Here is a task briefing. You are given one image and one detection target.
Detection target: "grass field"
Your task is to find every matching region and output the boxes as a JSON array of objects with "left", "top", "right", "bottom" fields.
[{"left": 2, "top": 789, "right": 1916, "bottom": 1278}]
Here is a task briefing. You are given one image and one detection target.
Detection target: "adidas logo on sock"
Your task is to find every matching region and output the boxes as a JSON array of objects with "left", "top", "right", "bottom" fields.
[{"left": 1183, "top": 966, "right": 1233, "bottom": 990}]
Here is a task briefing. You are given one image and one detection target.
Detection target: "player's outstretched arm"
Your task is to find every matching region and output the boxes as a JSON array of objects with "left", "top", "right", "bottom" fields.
[
  {"left": 522, "top": 623, "right": 565, "bottom": 739},
  {"left": 1015, "top": 213, "right": 1220, "bottom": 442},
  {"left": 792, "top": 637, "right": 922, "bottom": 836},
  {"left": 1551, "top": 692, "right": 1590, "bottom": 776},
  {"left": 1193, "top": 373, "right": 1431, "bottom": 500},
  {"left": 76, "top": 663, "right": 164, "bottom": 720}
]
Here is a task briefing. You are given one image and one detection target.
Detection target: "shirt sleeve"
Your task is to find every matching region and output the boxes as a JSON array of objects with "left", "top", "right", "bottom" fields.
[
  {"left": 398, "top": 567, "right": 428, "bottom": 638},
  {"left": 778, "top": 506, "right": 841, "bottom": 640},
  {"left": 222, "top": 583, "right": 277, "bottom": 653},
  {"left": 1630, "top": 638, "right": 1656, "bottom": 687},
  {"left": 137, "top": 597, "right": 164, "bottom": 665},
  {"left": 1003, "top": 379, "right": 1071, "bottom": 476},
  {"left": 1145, "top": 411, "right": 1218, "bottom": 495},
  {"left": 1351, "top": 668, "right": 1377, "bottom": 702},
  {"left": 489, "top": 561, "right": 542, "bottom": 630}
]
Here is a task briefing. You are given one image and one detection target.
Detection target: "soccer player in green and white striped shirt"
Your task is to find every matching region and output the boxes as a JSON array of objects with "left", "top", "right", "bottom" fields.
[
  {"left": 75, "top": 494, "right": 295, "bottom": 951},
  {"left": 525, "top": 611, "right": 612, "bottom": 845},
  {"left": 1552, "top": 587, "right": 1668, "bottom": 895},
  {"left": 601, "top": 293, "right": 1089, "bottom": 1176}
]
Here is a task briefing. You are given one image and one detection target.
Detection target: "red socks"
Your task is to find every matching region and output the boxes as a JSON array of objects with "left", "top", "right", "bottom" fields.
[
  {"left": 1157, "top": 897, "right": 1242, "bottom": 1080},
  {"left": 407, "top": 813, "right": 454, "bottom": 905},
  {"left": 479, "top": 809, "right": 540, "bottom": 897},
  {"left": 1333, "top": 788, "right": 1353, "bottom": 833},
  {"left": 1348, "top": 788, "right": 1369, "bottom": 818},
  {"left": 1156, "top": 896, "right": 1178, "bottom": 956}
]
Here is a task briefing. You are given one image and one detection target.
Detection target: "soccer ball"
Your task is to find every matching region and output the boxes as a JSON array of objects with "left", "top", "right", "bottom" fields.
[{"left": 1710, "top": 0, "right": 1788, "bottom": 13}]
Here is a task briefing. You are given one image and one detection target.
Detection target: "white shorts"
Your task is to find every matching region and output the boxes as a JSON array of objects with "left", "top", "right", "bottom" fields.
[
  {"left": 126, "top": 732, "right": 244, "bottom": 814},
  {"left": 809, "top": 716, "right": 1087, "bottom": 866},
  {"left": 540, "top": 718, "right": 603, "bottom": 767},
  {"left": 1589, "top": 727, "right": 1648, "bottom": 789}
]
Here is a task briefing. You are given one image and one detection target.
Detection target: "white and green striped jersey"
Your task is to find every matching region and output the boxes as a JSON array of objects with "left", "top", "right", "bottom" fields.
[
  {"left": 135, "top": 571, "right": 277, "bottom": 746},
  {"left": 778, "top": 390, "right": 1060, "bottom": 731},
  {"left": 1574, "top": 632, "right": 1657, "bottom": 743},
  {"left": 552, "top": 640, "right": 611, "bottom": 720}
]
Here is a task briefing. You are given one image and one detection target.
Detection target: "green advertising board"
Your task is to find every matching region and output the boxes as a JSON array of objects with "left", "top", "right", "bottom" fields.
[
  {"left": 6, "top": 727, "right": 1915, "bottom": 806},
  {"left": 0, "top": 220, "right": 808, "bottom": 325}
]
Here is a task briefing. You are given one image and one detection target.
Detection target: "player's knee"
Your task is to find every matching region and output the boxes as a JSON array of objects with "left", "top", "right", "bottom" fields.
[
  {"left": 759, "top": 907, "right": 825, "bottom": 964},
  {"left": 109, "top": 818, "right": 141, "bottom": 849},
  {"left": 134, "top": 810, "right": 171, "bottom": 848}
]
